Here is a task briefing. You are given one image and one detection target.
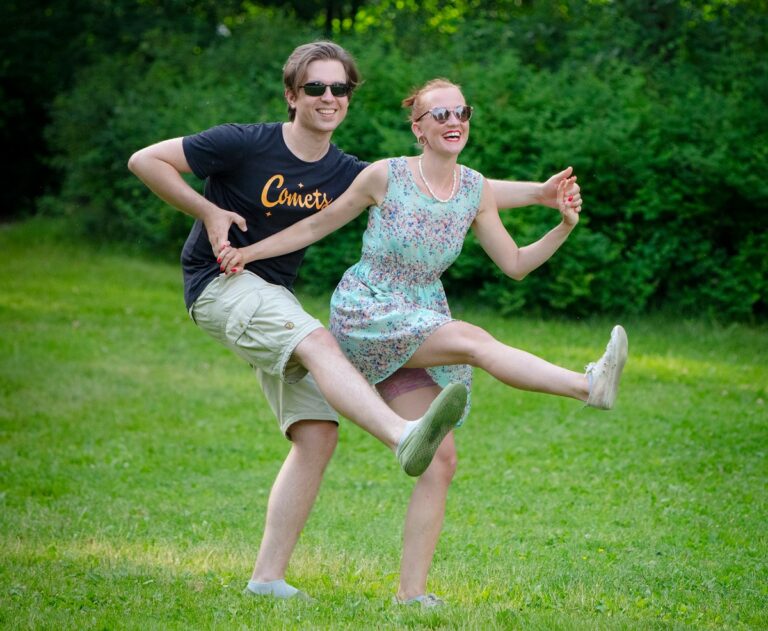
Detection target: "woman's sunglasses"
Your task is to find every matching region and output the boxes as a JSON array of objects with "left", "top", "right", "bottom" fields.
[
  {"left": 299, "top": 81, "right": 352, "bottom": 97},
  {"left": 415, "top": 105, "right": 474, "bottom": 124}
]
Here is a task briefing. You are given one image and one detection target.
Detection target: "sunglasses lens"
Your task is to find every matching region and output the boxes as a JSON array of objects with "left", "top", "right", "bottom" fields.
[
  {"left": 302, "top": 82, "right": 326, "bottom": 96},
  {"left": 427, "top": 107, "right": 472, "bottom": 123},
  {"left": 330, "top": 83, "right": 350, "bottom": 96},
  {"left": 302, "top": 82, "right": 350, "bottom": 97},
  {"left": 432, "top": 107, "right": 450, "bottom": 123},
  {"left": 457, "top": 106, "right": 472, "bottom": 122}
]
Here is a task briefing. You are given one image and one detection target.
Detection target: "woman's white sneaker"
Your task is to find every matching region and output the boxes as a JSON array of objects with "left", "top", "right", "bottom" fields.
[{"left": 585, "top": 325, "right": 628, "bottom": 410}]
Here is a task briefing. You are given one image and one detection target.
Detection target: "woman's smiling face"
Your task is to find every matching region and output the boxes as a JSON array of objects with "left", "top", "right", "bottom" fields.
[{"left": 412, "top": 86, "right": 470, "bottom": 155}]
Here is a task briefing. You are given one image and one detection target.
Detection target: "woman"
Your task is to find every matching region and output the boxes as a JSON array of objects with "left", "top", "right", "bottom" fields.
[{"left": 219, "top": 78, "right": 628, "bottom": 605}]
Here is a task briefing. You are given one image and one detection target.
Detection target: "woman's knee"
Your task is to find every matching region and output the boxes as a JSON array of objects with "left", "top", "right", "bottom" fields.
[{"left": 447, "top": 322, "right": 497, "bottom": 363}]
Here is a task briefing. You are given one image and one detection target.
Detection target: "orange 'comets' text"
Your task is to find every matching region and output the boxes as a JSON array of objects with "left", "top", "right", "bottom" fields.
[{"left": 261, "top": 174, "right": 332, "bottom": 210}]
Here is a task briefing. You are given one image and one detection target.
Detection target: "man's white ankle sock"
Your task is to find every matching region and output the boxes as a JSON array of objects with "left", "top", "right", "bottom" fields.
[
  {"left": 397, "top": 420, "right": 419, "bottom": 447},
  {"left": 246, "top": 579, "right": 299, "bottom": 599}
]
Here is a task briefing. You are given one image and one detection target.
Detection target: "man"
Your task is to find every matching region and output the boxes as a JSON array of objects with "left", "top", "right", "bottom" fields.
[{"left": 128, "top": 41, "right": 580, "bottom": 601}]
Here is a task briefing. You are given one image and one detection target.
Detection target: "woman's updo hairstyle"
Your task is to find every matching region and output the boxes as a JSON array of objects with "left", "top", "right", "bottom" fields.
[{"left": 402, "top": 78, "right": 462, "bottom": 122}]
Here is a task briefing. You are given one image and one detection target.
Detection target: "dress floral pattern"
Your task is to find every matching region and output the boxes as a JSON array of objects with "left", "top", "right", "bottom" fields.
[{"left": 329, "top": 156, "right": 483, "bottom": 423}]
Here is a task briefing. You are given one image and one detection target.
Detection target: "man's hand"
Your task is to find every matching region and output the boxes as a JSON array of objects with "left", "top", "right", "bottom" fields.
[
  {"left": 203, "top": 210, "right": 247, "bottom": 257},
  {"left": 541, "top": 167, "right": 582, "bottom": 210}
]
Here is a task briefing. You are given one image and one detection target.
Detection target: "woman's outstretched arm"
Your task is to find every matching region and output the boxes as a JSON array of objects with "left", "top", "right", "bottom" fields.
[
  {"left": 218, "top": 160, "right": 389, "bottom": 273},
  {"left": 473, "top": 176, "right": 580, "bottom": 281},
  {"left": 488, "top": 166, "right": 581, "bottom": 210}
]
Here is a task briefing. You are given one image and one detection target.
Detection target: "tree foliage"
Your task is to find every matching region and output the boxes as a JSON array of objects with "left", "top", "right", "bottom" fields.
[
  {"left": 0, "top": 0, "right": 245, "bottom": 218},
  {"left": 18, "top": 0, "right": 768, "bottom": 319}
]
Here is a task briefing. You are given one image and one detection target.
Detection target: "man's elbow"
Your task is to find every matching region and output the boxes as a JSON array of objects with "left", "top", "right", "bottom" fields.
[
  {"left": 127, "top": 145, "right": 161, "bottom": 176},
  {"left": 127, "top": 150, "right": 144, "bottom": 175}
]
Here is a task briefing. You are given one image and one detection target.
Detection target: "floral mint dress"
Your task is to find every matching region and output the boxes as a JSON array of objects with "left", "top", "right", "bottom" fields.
[{"left": 329, "top": 156, "right": 483, "bottom": 423}]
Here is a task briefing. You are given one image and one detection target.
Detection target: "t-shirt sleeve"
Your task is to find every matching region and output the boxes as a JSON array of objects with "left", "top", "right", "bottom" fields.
[
  {"left": 339, "top": 153, "right": 370, "bottom": 188},
  {"left": 182, "top": 123, "right": 257, "bottom": 180}
]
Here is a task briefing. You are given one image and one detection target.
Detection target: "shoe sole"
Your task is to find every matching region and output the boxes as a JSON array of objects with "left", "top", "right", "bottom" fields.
[
  {"left": 602, "top": 325, "right": 628, "bottom": 409},
  {"left": 394, "top": 594, "right": 447, "bottom": 607},
  {"left": 396, "top": 383, "right": 466, "bottom": 477},
  {"left": 243, "top": 587, "right": 315, "bottom": 602}
]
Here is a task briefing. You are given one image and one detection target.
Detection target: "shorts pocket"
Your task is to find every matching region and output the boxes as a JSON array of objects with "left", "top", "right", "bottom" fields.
[{"left": 224, "top": 290, "right": 263, "bottom": 345}]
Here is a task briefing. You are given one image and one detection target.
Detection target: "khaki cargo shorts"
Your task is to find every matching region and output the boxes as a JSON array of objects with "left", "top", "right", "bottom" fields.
[{"left": 190, "top": 271, "right": 338, "bottom": 437}]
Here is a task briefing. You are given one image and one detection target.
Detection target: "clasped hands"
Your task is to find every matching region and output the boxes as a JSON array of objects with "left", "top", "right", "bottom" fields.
[
  {"left": 217, "top": 240, "right": 245, "bottom": 275},
  {"left": 202, "top": 208, "right": 248, "bottom": 275},
  {"left": 556, "top": 175, "right": 581, "bottom": 227}
]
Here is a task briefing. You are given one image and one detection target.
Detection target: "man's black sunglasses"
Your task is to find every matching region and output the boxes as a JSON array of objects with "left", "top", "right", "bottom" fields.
[{"left": 300, "top": 81, "right": 352, "bottom": 97}]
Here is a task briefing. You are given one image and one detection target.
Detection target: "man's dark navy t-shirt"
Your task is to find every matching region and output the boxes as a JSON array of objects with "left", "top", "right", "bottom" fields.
[{"left": 180, "top": 122, "right": 367, "bottom": 309}]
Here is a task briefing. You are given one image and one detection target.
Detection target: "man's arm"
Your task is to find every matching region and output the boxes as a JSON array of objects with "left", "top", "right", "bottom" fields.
[
  {"left": 489, "top": 166, "right": 582, "bottom": 211},
  {"left": 127, "top": 138, "right": 246, "bottom": 254}
]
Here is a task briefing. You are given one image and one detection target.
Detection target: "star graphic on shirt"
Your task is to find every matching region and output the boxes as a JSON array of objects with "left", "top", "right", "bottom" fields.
[
  {"left": 298, "top": 182, "right": 304, "bottom": 188},
  {"left": 265, "top": 211, "right": 272, "bottom": 217}
]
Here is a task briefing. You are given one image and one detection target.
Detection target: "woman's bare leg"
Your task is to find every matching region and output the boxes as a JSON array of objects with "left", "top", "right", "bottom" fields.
[
  {"left": 406, "top": 321, "right": 589, "bottom": 400},
  {"left": 386, "top": 385, "right": 456, "bottom": 601}
]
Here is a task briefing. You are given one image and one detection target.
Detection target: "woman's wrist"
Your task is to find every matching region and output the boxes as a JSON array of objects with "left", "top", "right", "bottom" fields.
[
  {"left": 554, "top": 221, "right": 577, "bottom": 240},
  {"left": 240, "top": 244, "right": 258, "bottom": 265},
  {"left": 536, "top": 182, "right": 549, "bottom": 207}
]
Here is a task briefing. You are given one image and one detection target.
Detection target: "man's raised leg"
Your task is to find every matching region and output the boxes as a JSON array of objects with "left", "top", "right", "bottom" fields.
[{"left": 293, "top": 328, "right": 466, "bottom": 477}]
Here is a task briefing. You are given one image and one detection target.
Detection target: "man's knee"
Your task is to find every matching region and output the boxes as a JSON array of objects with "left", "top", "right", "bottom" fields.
[
  {"left": 289, "top": 419, "right": 339, "bottom": 460},
  {"left": 293, "top": 328, "right": 341, "bottom": 366}
]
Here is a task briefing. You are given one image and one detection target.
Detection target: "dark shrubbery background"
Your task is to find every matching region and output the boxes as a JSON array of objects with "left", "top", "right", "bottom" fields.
[{"left": 4, "top": 1, "right": 766, "bottom": 319}]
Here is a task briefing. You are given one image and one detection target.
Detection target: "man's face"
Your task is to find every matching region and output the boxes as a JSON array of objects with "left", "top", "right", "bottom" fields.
[{"left": 286, "top": 59, "right": 350, "bottom": 134}]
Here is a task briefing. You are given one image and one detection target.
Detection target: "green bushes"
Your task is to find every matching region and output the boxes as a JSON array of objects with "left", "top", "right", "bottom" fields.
[
  {"left": 42, "top": 4, "right": 767, "bottom": 320},
  {"left": 43, "top": 15, "right": 315, "bottom": 256}
]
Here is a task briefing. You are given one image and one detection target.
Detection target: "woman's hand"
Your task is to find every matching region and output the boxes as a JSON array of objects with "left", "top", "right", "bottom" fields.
[
  {"left": 557, "top": 176, "right": 581, "bottom": 227},
  {"left": 217, "top": 242, "right": 245, "bottom": 275},
  {"left": 541, "top": 167, "right": 581, "bottom": 209}
]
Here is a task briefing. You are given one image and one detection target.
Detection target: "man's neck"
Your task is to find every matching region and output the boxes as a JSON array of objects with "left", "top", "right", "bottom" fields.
[{"left": 282, "top": 122, "right": 333, "bottom": 163}]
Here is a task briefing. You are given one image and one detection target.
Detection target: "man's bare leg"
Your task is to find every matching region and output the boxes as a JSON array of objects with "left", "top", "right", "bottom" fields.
[
  {"left": 250, "top": 420, "right": 337, "bottom": 581},
  {"left": 293, "top": 329, "right": 466, "bottom": 476},
  {"left": 292, "top": 329, "right": 405, "bottom": 445}
]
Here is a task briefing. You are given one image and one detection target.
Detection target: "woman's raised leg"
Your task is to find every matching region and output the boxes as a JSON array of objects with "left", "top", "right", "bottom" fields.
[{"left": 406, "top": 321, "right": 589, "bottom": 400}]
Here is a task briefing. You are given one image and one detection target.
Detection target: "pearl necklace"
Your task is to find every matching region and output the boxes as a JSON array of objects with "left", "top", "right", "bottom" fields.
[{"left": 418, "top": 155, "right": 457, "bottom": 203}]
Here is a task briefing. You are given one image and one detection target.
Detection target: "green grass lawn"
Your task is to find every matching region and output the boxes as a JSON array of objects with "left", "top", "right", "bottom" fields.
[{"left": 1, "top": 219, "right": 766, "bottom": 629}]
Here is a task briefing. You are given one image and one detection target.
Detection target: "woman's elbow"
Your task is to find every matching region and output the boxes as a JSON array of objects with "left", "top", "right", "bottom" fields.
[{"left": 500, "top": 262, "right": 527, "bottom": 281}]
